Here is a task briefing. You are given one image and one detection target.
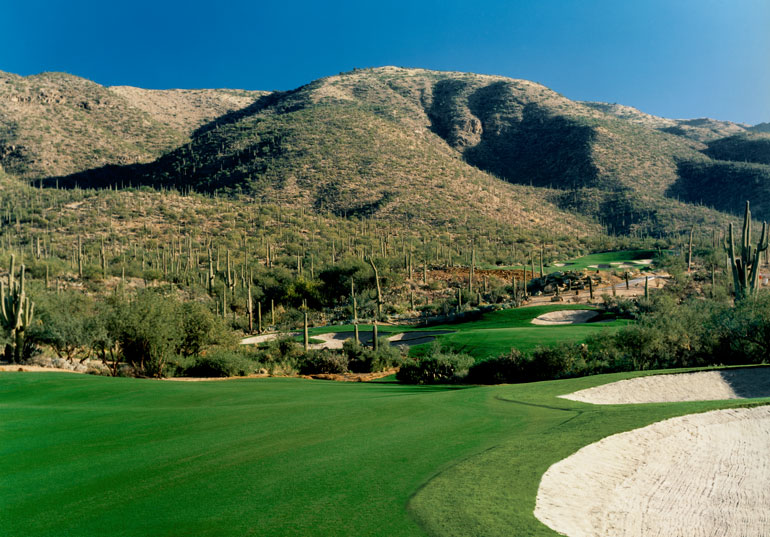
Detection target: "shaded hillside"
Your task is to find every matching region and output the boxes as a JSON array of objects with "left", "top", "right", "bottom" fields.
[
  {"left": 0, "top": 71, "right": 260, "bottom": 179},
  {"left": 704, "top": 133, "right": 770, "bottom": 165},
  {"left": 670, "top": 160, "right": 770, "bottom": 220},
  {"left": 46, "top": 100, "right": 600, "bottom": 234}
]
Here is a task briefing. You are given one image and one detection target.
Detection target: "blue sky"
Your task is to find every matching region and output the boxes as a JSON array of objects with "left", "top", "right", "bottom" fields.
[{"left": 2, "top": 0, "right": 768, "bottom": 124}]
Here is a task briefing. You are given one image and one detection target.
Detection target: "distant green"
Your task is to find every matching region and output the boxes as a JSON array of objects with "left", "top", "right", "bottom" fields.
[
  {"left": 311, "top": 305, "right": 628, "bottom": 360},
  {"left": 499, "top": 249, "right": 655, "bottom": 273},
  {"left": 1, "top": 371, "right": 762, "bottom": 537}
]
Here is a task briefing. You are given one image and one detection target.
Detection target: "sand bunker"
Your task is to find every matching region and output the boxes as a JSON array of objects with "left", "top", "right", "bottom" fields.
[
  {"left": 531, "top": 310, "right": 599, "bottom": 325},
  {"left": 561, "top": 367, "right": 770, "bottom": 404},
  {"left": 308, "top": 330, "right": 454, "bottom": 349},
  {"left": 241, "top": 330, "right": 453, "bottom": 349},
  {"left": 535, "top": 405, "right": 770, "bottom": 537}
]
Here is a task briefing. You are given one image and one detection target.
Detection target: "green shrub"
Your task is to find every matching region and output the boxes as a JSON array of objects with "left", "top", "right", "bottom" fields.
[
  {"left": 467, "top": 349, "right": 527, "bottom": 384},
  {"left": 298, "top": 350, "right": 349, "bottom": 375},
  {"left": 396, "top": 344, "right": 474, "bottom": 384},
  {"left": 183, "top": 350, "right": 258, "bottom": 377},
  {"left": 343, "top": 338, "right": 404, "bottom": 373}
]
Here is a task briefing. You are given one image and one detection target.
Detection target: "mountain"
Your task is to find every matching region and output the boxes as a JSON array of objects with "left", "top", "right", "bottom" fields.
[
  {"left": 581, "top": 101, "right": 751, "bottom": 143},
  {"left": 45, "top": 66, "right": 739, "bottom": 234},
  {"left": 5, "top": 66, "right": 768, "bottom": 234},
  {"left": 0, "top": 70, "right": 263, "bottom": 179}
]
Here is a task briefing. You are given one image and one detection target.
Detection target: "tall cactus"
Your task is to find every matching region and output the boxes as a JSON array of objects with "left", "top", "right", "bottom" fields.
[
  {"left": 1, "top": 255, "right": 35, "bottom": 363},
  {"left": 728, "top": 201, "right": 768, "bottom": 299}
]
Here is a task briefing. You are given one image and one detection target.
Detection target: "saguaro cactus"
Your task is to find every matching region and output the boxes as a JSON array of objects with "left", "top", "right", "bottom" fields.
[
  {"left": 1, "top": 255, "right": 35, "bottom": 363},
  {"left": 728, "top": 201, "right": 768, "bottom": 299}
]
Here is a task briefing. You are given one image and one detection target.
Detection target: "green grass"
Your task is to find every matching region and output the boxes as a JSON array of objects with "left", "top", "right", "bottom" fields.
[
  {"left": 1, "top": 370, "right": 765, "bottom": 537},
  {"left": 309, "top": 305, "right": 627, "bottom": 360},
  {"left": 420, "top": 305, "right": 627, "bottom": 359}
]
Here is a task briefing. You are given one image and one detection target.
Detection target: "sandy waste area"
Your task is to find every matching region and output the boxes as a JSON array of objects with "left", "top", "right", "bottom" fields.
[{"left": 535, "top": 405, "right": 770, "bottom": 537}]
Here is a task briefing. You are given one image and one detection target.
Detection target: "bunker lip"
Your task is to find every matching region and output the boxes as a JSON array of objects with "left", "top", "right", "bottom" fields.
[
  {"left": 531, "top": 310, "right": 599, "bottom": 325},
  {"left": 560, "top": 367, "right": 770, "bottom": 405},
  {"left": 535, "top": 405, "right": 770, "bottom": 537}
]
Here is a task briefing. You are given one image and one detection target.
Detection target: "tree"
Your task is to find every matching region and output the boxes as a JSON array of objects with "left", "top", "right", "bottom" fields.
[
  {"left": 37, "top": 290, "right": 97, "bottom": 363},
  {"left": 114, "top": 289, "right": 182, "bottom": 378}
]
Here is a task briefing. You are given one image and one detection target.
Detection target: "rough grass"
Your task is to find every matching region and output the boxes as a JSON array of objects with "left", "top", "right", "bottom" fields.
[{"left": 1, "top": 370, "right": 763, "bottom": 537}]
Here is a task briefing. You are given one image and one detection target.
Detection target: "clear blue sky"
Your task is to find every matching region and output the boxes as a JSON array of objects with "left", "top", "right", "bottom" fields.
[{"left": 2, "top": 0, "right": 768, "bottom": 124}]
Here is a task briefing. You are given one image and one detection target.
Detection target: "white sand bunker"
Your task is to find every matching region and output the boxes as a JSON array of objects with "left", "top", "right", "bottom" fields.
[
  {"left": 562, "top": 367, "right": 770, "bottom": 404},
  {"left": 531, "top": 310, "right": 599, "bottom": 325},
  {"left": 535, "top": 405, "right": 770, "bottom": 537}
]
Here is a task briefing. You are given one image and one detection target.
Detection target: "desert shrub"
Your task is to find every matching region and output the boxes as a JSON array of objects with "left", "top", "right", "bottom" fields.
[
  {"left": 183, "top": 349, "right": 258, "bottom": 377},
  {"left": 708, "top": 294, "right": 770, "bottom": 365},
  {"left": 36, "top": 289, "right": 100, "bottom": 363},
  {"left": 467, "top": 348, "right": 527, "bottom": 384},
  {"left": 343, "top": 338, "right": 404, "bottom": 373},
  {"left": 396, "top": 344, "right": 474, "bottom": 384},
  {"left": 112, "top": 289, "right": 183, "bottom": 378},
  {"left": 298, "top": 349, "right": 349, "bottom": 374},
  {"left": 600, "top": 295, "right": 639, "bottom": 319},
  {"left": 527, "top": 344, "right": 587, "bottom": 381},
  {"left": 178, "top": 301, "right": 234, "bottom": 358}
]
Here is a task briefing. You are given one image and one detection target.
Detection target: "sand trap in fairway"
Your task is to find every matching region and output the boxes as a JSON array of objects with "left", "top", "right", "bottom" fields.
[
  {"left": 531, "top": 310, "right": 599, "bottom": 325},
  {"left": 309, "top": 330, "right": 454, "bottom": 349},
  {"left": 561, "top": 367, "right": 770, "bottom": 404},
  {"left": 535, "top": 405, "right": 770, "bottom": 537}
]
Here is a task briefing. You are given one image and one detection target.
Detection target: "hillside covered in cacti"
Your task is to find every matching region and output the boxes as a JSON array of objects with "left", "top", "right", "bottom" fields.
[{"left": 0, "top": 66, "right": 768, "bottom": 236}]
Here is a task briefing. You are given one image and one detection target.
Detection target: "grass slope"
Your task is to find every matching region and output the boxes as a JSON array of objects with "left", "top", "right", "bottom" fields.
[{"left": 2, "top": 371, "right": 764, "bottom": 537}]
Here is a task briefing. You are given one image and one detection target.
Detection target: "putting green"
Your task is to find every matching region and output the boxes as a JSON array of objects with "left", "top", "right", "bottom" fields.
[
  {"left": 413, "top": 305, "right": 628, "bottom": 359},
  {"left": 309, "top": 305, "right": 627, "bottom": 360},
  {"left": 1, "top": 370, "right": 761, "bottom": 537}
]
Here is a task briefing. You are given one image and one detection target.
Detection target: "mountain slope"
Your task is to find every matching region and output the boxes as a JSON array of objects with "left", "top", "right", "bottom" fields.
[
  {"left": 108, "top": 86, "right": 267, "bottom": 134},
  {"left": 10, "top": 66, "right": 751, "bottom": 233},
  {"left": 0, "top": 71, "right": 261, "bottom": 179}
]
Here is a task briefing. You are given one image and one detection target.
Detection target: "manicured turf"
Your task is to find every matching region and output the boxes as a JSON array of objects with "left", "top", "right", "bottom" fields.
[
  {"left": 2, "top": 371, "right": 764, "bottom": 537},
  {"left": 421, "top": 304, "right": 628, "bottom": 359},
  {"left": 310, "top": 305, "right": 628, "bottom": 360}
]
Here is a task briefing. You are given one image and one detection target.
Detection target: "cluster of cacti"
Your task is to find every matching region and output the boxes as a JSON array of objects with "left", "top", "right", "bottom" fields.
[
  {"left": 727, "top": 201, "right": 768, "bottom": 299},
  {"left": 0, "top": 255, "right": 35, "bottom": 363}
]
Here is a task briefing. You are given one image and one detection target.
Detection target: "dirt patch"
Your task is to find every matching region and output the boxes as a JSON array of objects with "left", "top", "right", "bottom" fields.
[
  {"left": 535, "top": 405, "right": 770, "bottom": 537},
  {"left": 0, "top": 365, "right": 83, "bottom": 374},
  {"left": 301, "top": 369, "right": 398, "bottom": 382},
  {"left": 531, "top": 310, "right": 599, "bottom": 325},
  {"left": 561, "top": 367, "right": 770, "bottom": 404}
]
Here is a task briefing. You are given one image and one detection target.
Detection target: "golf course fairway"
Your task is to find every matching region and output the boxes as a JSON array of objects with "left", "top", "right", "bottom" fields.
[{"left": 1, "top": 371, "right": 764, "bottom": 536}]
